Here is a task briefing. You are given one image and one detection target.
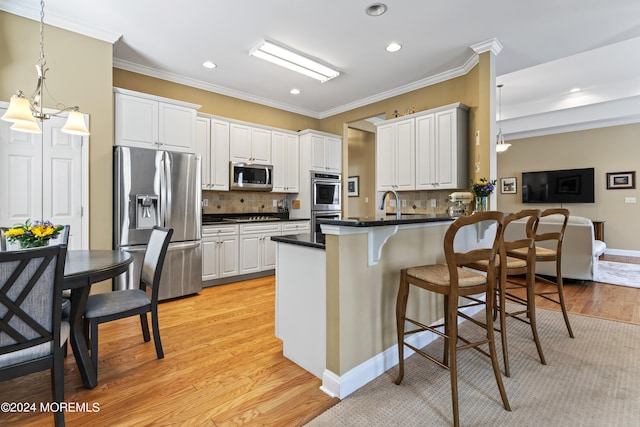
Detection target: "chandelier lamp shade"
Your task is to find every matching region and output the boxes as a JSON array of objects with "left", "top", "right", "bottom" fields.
[
  {"left": 495, "top": 84, "right": 510, "bottom": 153},
  {"left": 249, "top": 40, "right": 340, "bottom": 83},
  {"left": 1, "top": 0, "right": 90, "bottom": 136}
]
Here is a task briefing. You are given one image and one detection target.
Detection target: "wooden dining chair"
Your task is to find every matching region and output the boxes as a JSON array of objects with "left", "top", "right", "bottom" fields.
[
  {"left": 83, "top": 226, "right": 173, "bottom": 376},
  {"left": 395, "top": 211, "right": 510, "bottom": 427},
  {"left": 464, "top": 209, "right": 546, "bottom": 377},
  {"left": 0, "top": 244, "right": 68, "bottom": 427}
]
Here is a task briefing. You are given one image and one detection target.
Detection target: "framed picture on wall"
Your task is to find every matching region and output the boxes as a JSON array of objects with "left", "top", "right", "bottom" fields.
[
  {"left": 501, "top": 177, "right": 517, "bottom": 194},
  {"left": 347, "top": 176, "right": 359, "bottom": 197},
  {"left": 606, "top": 171, "right": 635, "bottom": 189}
]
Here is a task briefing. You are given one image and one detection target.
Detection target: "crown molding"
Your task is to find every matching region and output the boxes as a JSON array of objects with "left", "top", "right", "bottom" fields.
[
  {"left": 470, "top": 38, "right": 503, "bottom": 56},
  {"left": 0, "top": 0, "right": 121, "bottom": 43}
]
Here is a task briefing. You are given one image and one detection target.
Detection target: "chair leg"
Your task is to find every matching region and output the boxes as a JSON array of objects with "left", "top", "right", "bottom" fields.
[
  {"left": 150, "top": 307, "right": 164, "bottom": 359},
  {"left": 90, "top": 319, "right": 99, "bottom": 376},
  {"left": 555, "top": 269, "right": 574, "bottom": 338},
  {"left": 140, "top": 313, "right": 151, "bottom": 342},
  {"left": 52, "top": 346, "right": 66, "bottom": 427},
  {"left": 447, "top": 296, "right": 460, "bottom": 427},
  {"left": 394, "top": 270, "right": 410, "bottom": 385},
  {"left": 484, "top": 287, "right": 511, "bottom": 414},
  {"left": 526, "top": 272, "right": 546, "bottom": 365},
  {"left": 497, "top": 272, "right": 510, "bottom": 377}
]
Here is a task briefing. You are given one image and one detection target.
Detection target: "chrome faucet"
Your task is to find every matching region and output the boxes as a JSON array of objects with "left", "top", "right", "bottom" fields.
[{"left": 380, "top": 190, "right": 401, "bottom": 219}]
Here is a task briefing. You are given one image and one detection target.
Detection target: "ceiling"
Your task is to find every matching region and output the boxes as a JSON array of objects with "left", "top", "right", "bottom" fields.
[{"left": 4, "top": 0, "right": 640, "bottom": 137}]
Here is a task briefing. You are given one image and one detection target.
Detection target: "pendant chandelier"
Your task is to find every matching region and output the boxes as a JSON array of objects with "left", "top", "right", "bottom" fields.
[
  {"left": 495, "top": 84, "right": 510, "bottom": 153},
  {"left": 1, "top": 0, "right": 90, "bottom": 135}
]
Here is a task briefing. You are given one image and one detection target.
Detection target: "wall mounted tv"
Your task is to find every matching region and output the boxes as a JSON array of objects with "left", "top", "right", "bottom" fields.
[{"left": 522, "top": 167, "right": 595, "bottom": 203}]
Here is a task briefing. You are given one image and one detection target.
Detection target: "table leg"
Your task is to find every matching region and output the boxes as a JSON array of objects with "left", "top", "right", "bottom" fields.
[{"left": 69, "top": 285, "right": 97, "bottom": 389}]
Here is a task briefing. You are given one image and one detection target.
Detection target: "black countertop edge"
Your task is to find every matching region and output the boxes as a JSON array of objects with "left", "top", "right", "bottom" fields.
[
  {"left": 318, "top": 214, "right": 455, "bottom": 227},
  {"left": 271, "top": 233, "right": 325, "bottom": 249}
]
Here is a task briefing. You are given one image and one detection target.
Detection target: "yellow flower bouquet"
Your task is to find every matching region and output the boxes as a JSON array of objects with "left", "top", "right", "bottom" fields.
[{"left": 4, "top": 219, "right": 64, "bottom": 249}]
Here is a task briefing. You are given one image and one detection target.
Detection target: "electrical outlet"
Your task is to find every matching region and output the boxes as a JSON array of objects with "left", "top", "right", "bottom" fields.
[
  {"left": 402, "top": 199, "right": 407, "bottom": 207},
  {"left": 365, "top": 197, "right": 369, "bottom": 203},
  {"left": 431, "top": 199, "right": 437, "bottom": 208},
  {"left": 625, "top": 197, "right": 636, "bottom": 203},
  {"left": 273, "top": 199, "right": 278, "bottom": 207},
  {"left": 475, "top": 162, "right": 480, "bottom": 172},
  {"left": 201, "top": 199, "right": 209, "bottom": 207},
  {"left": 415, "top": 200, "right": 421, "bottom": 207},
  {"left": 475, "top": 130, "right": 480, "bottom": 146}
]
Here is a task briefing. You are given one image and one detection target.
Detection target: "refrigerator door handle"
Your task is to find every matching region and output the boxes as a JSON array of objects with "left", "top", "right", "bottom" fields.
[
  {"left": 166, "top": 241, "right": 201, "bottom": 251},
  {"left": 159, "top": 154, "right": 167, "bottom": 226},
  {"left": 163, "top": 152, "right": 172, "bottom": 226}
]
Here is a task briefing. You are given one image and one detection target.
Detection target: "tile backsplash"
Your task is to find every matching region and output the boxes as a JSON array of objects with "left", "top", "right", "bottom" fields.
[
  {"left": 380, "top": 189, "right": 464, "bottom": 215},
  {"left": 202, "top": 190, "right": 288, "bottom": 214}
]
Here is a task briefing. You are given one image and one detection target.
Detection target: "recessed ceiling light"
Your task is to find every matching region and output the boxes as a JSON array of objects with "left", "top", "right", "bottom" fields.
[
  {"left": 570, "top": 87, "right": 581, "bottom": 93},
  {"left": 290, "top": 88, "right": 301, "bottom": 95},
  {"left": 386, "top": 42, "right": 402, "bottom": 52},
  {"left": 202, "top": 61, "right": 216, "bottom": 69},
  {"left": 366, "top": 3, "right": 387, "bottom": 16}
]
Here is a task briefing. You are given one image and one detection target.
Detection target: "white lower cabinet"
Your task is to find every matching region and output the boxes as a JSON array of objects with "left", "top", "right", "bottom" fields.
[
  {"left": 202, "top": 224, "right": 239, "bottom": 281},
  {"left": 239, "top": 223, "right": 282, "bottom": 274},
  {"left": 281, "top": 220, "right": 310, "bottom": 235}
]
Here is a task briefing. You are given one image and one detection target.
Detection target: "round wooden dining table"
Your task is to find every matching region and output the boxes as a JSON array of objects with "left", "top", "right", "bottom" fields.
[{"left": 64, "top": 250, "right": 133, "bottom": 389}]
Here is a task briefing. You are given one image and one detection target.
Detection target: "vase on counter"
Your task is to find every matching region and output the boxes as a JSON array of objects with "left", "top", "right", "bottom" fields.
[{"left": 474, "top": 196, "right": 488, "bottom": 213}]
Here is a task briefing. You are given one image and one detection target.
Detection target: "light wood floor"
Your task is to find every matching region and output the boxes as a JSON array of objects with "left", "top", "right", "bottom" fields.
[{"left": 1, "top": 255, "right": 639, "bottom": 426}]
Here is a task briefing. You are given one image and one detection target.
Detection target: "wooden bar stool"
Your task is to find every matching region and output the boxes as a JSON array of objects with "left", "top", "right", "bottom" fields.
[
  {"left": 465, "top": 209, "right": 546, "bottom": 377},
  {"left": 531, "top": 208, "right": 574, "bottom": 338},
  {"left": 395, "top": 211, "right": 510, "bottom": 427}
]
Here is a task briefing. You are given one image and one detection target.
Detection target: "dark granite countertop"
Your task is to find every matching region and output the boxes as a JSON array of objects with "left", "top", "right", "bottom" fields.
[
  {"left": 318, "top": 214, "right": 455, "bottom": 227},
  {"left": 271, "top": 233, "right": 325, "bottom": 249}
]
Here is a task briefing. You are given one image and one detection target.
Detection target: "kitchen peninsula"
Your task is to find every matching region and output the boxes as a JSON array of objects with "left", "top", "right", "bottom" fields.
[{"left": 272, "top": 214, "right": 493, "bottom": 399}]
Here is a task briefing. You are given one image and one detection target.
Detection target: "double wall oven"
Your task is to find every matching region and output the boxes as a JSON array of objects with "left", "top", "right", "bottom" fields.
[{"left": 310, "top": 171, "right": 342, "bottom": 234}]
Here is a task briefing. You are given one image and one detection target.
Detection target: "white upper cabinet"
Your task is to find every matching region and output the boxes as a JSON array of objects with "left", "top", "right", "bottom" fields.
[
  {"left": 230, "top": 123, "right": 271, "bottom": 164},
  {"left": 376, "top": 103, "right": 468, "bottom": 191},
  {"left": 196, "top": 115, "right": 230, "bottom": 191},
  {"left": 114, "top": 88, "right": 200, "bottom": 153},
  {"left": 415, "top": 105, "right": 468, "bottom": 190},
  {"left": 301, "top": 131, "right": 341, "bottom": 173},
  {"left": 376, "top": 117, "right": 415, "bottom": 191},
  {"left": 271, "top": 131, "right": 299, "bottom": 193}
]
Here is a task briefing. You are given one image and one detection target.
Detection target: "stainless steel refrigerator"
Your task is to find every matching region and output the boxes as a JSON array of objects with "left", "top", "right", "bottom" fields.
[{"left": 114, "top": 146, "right": 202, "bottom": 300}]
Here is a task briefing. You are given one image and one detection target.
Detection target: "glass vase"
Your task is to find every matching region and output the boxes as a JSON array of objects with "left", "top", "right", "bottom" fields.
[
  {"left": 474, "top": 196, "right": 488, "bottom": 213},
  {"left": 19, "top": 240, "right": 48, "bottom": 249}
]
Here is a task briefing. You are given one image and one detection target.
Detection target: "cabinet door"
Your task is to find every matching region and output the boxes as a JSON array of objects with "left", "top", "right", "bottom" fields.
[
  {"left": 394, "top": 119, "right": 415, "bottom": 190},
  {"left": 325, "top": 137, "right": 342, "bottom": 173},
  {"left": 251, "top": 127, "right": 271, "bottom": 164},
  {"left": 376, "top": 124, "right": 395, "bottom": 190},
  {"left": 159, "top": 103, "right": 196, "bottom": 153},
  {"left": 115, "top": 94, "right": 158, "bottom": 148},
  {"left": 435, "top": 109, "right": 456, "bottom": 189},
  {"left": 201, "top": 237, "right": 218, "bottom": 280},
  {"left": 219, "top": 235, "right": 239, "bottom": 277},
  {"left": 261, "top": 231, "right": 280, "bottom": 270},
  {"left": 239, "top": 233, "right": 261, "bottom": 274},
  {"left": 211, "top": 119, "right": 230, "bottom": 191},
  {"left": 196, "top": 117, "right": 211, "bottom": 189},
  {"left": 230, "top": 123, "right": 252, "bottom": 162},
  {"left": 310, "top": 134, "right": 326, "bottom": 171},
  {"left": 415, "top": 114, "right": 436, "bottom": 189},
  {"left": 271, "top": 131, "right": 286, "bottom": 192},
  {"left": 284, "top": 134, "right": 299, "bottom": 192}
]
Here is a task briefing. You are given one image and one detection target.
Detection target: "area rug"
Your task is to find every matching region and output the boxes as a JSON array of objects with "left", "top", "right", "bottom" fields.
[
  {"left": 595, "top": 261, "right": 640, "bottom": 288},
  {"left": 306, "top": 308, "right": 640, "bottom": 426}
]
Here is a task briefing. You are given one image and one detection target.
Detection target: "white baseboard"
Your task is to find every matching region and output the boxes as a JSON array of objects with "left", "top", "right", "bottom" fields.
[
  {"left": 320, "top": 301, "right": 485, "bottom": 399},
  {"left": 604, "top": 248, "right": 640, "bottom": 258}
]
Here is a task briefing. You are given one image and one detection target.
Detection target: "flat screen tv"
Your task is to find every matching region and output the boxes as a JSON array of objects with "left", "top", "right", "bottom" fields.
[{"left": 522, "top": 167, "right": 595, "bottom": 203}]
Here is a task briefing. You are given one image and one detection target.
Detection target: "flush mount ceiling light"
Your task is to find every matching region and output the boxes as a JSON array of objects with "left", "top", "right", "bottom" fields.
[
  {"left": 249, "top": 40, "right": 340, "bottom": 83},
  {"left": 1, "top": 0, "right": 89, "bottom": 135},
  {"left": 202, "top": 60, "right": 217, "bottom": 69},
  {"left": 366, "top": 3, "right": 388, "bottom": 16},
  {"left": 290, "top": 88, "right": 301, "bottom": 95},
  {"left": 386, "top": 42, "right": 402, "bottom": 52},
  {"left": 496, "top": 84, "right": 511, "bottom": 153}
]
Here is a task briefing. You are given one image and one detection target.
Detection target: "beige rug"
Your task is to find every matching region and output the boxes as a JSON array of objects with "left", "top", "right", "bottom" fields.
[
  {"left": 595, "top": 261, "right": 640, "bottom": 288},
  {"left": 306, "top": 308, "right": 640, "bottom": 426}
]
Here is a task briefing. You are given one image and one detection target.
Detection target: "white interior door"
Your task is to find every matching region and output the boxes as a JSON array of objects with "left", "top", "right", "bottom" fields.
[{"left": 0, "top": 106, "right": 87, "bottom": 249}]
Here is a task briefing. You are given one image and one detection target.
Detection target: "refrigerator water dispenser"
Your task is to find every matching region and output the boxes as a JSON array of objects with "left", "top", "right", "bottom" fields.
[{"left": 136, "top": 194, "right": 159, "bottom": 229}]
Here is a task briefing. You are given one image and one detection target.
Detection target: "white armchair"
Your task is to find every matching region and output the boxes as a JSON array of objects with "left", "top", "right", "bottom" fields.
[{"left": 505, "top": 214, "right": 606, "bottom": 281}]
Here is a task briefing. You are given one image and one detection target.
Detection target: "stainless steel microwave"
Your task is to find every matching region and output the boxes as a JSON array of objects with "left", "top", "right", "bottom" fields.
[{"left": 230, "top": 162, "right": 273, "bottom": 191}]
